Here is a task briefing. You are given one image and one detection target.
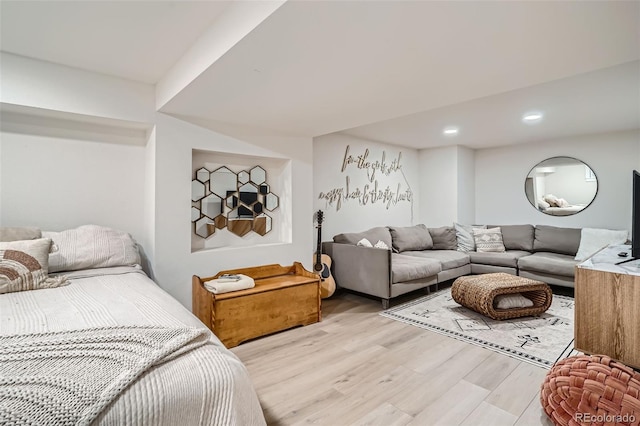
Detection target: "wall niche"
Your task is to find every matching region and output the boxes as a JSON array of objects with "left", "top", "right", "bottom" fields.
[{"left": 191, "top": 149, "right": 291, "bottom": 253}]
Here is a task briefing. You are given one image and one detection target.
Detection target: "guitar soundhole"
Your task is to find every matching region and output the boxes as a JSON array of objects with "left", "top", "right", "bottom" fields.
[{"left": 321, "top": 265, "right": 330, "bottom": 279}]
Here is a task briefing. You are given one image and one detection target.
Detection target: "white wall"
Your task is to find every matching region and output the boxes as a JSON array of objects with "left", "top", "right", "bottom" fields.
[
  {"left": 543, "top": 164, "right": 597, "bottom": 205},
  {"left": 1, "top": 52, "right": 154, "bottom": 124},
  {"left": 475, "top": 130, "right": 640, "bottom": 231},
  {"left": 143, "top": 127, "right": 157, "bottom": 278},
  {"left": 456, "top": 146, "right": 476, "bottom": 224},
  {"left": 417, "top": 145, "right": 477, "bottom": 227},
  {"left": 153, "top": 114, "right": 313, "bottom": 309},
  {"left": 0, "top": 131, "right": 147, "bottom": 244},
  {"left": 313, "top": 133, "right": 418, "bottom": 240}
]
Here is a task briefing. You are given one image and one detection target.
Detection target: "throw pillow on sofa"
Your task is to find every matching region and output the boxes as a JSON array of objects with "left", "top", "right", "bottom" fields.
[
  {"left": 389, "top": 224, "right": 433, "bottom": 253},
  {"left": 428, "top": 226, "right": 458, "bottom": 250},
  {"left": 454, "top": 223, "right": 486, "bottom": 252},
  {"left": 574, "top": 228, "right": 629, "bottom": 261},
  {"left": 473, "top": 227, "right": 506, "bottom": 253},
  {"left": 333, "top": 227, "right": 393, "bottom": 250}
]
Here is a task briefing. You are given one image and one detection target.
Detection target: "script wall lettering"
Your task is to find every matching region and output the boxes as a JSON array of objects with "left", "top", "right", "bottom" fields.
[{"left": 318, "top": 145, "right": 414, "bottom": 212}]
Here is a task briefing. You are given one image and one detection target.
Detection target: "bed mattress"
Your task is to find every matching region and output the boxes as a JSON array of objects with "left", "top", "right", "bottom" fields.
[{"left": 0, "top": 266, "right": 266, "bottom": 426}]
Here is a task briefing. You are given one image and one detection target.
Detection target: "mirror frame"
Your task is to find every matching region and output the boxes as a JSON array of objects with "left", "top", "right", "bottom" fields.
[{"left": 524, "top": 156, "right": 598, "bottom": 216}]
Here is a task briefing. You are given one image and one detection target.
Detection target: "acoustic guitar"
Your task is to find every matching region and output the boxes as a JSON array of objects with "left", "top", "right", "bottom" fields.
[{"left": 314, "top": 210, "right": 336, "bottom": 298}]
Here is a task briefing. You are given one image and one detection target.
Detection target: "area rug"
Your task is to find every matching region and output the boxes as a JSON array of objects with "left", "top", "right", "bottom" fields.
[{"left": 380, "top": 288, "right": 576, "bottom": 368}]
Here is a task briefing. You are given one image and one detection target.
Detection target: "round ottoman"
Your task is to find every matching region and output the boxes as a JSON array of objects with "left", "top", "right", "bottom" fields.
[{"left": 541, "top": 355, "right": 640, "bottom": 426}]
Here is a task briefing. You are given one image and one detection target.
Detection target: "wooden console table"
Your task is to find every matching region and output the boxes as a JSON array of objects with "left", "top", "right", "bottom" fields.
[
  {"left": 575, "top": 248, "right": 640, "bottom": 370},
  {"left": 192, "top": 262, "right": 321, "bottom": 348}
]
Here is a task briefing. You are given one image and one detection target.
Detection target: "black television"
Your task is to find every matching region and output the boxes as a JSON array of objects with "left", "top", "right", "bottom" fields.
[{"left": 633, "top": 170, "right": 640, "bottom": 259}]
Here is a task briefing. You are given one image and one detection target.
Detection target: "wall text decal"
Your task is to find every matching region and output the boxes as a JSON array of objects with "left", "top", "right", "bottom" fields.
[{"left": 318, "top": 145, "right": 413, "bottom": 212}]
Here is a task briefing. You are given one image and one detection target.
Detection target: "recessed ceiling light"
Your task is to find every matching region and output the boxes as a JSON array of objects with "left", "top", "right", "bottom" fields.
[
  {"left": 522, "top": 112, "right": 543, "bottom": 123},
  {"left": 443, "top": 127, "right": 459, "bottom": 136}
]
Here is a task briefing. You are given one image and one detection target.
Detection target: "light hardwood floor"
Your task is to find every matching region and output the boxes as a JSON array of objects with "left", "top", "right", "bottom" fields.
[{"left": 231, "top": 289, "right": 556, "bottom": 426}]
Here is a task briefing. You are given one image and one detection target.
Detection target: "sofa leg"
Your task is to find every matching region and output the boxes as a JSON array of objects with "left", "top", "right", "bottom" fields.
[{"left": 381, "top": 299, "right": 390, "bottom": 309}]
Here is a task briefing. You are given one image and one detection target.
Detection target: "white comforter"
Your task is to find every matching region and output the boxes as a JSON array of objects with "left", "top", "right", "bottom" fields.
[{"left": 0, "top": 266, "right": 266, "bottom": 426}]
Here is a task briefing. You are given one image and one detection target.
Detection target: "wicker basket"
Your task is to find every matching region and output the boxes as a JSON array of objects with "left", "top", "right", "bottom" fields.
[
  {"left": 541, "top": 355, "right": 640, "bottom": 426},
  {"left": 451, "top": 272, "right": 552, "bottom": 320}
]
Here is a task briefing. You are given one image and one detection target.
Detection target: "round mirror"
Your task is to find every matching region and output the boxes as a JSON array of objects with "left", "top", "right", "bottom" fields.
[{"left": 525, "top": 156, "right": 598, "bottom": 216}]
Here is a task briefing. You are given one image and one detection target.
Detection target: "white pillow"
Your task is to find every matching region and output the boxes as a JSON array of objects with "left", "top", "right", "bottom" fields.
[
  {"left": 374, "top": 240, "right": 389, "bottom": 250},
  {"left": 538, "top": 198, "right": 551, "bottom": 209},
  {"left": 556, "top": 198, "right": 570, "bottom": 208},
  {"left": 454, "top": 223, "right": 487, "bottom": 252},
  {"left": 494, "top": 293, "right": 534, "bottom": 310},
  {"left": 44, "top": 225, "right": 140, "bottom": 272},
  {"left": 357, "top": 238, "right": 373, "bottom": 247},
  {"left": 544, "top": 194, "right": 560, "bottom": 207},
  {"left": 473, "top": 227, "right": 506, "bottom": 253},
  {"left": 575, "top": 228, "right": 629, "bottom": 261}
]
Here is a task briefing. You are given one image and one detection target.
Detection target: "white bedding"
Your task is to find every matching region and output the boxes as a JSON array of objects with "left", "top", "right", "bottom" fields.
[
  {"left": 544, "top": 205, "right": 585, "bottom": 216},
  {"left": 0, "top": 266, "right": 266, "bottom": 426}
]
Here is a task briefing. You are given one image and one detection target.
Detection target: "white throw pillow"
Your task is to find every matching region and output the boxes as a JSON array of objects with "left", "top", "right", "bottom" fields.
[
  {"left": 374, "top": 240, "right": 389, "bottom": 250},
  {"left": 454, "top": 223, "right": 487, "bottom": 252},
  {"left": 538, "top": 198, "right": 551, "bottom": 209},
  {"left": 494, "top": 293, "right": 534, "bottom": 310},
  {"left": 357, "top": 238, "right": 373, "bottom": 247},
  {"left": 544, "top": 194, "right": 560, "bottom": 207},
  {"left": 575, "top": 228, "right": 629, "bottom": 261},
  {"left": 473, "top": 227, "right": 506, "bottom": 253}
]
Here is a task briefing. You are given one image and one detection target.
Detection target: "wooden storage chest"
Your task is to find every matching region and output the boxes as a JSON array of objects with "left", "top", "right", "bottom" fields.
[{"left": 192, "top": 262, "right": 321, "bottom": 348}]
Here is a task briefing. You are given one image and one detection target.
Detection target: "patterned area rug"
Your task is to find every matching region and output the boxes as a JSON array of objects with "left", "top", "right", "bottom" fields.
[{"left": 381, "top": 288, "right": 576, "bottom": 368}]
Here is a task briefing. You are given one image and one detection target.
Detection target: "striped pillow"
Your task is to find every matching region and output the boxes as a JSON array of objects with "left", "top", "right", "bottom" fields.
[
  {"left": 44, "top": 225, "right": 140, "bottom": 273},
  {"left": 0, "top": 239, "right": 67, "bottom": 294}
]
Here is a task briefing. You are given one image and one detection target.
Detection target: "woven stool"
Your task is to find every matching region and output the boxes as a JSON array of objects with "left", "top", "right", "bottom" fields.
[
  {"left": 451, "top": 272, "right": 552, "bottom": 320},
  {"left": 541, "top": 355, "right": 640, "bottom": 426}
]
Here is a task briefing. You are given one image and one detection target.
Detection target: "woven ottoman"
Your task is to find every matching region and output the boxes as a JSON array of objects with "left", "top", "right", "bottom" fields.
[
  {"left": 451, "top": 272, "right": 552, "bottom": 320},
  {"left": 541, "top": 355, "right": 640, "bottom": 426}
]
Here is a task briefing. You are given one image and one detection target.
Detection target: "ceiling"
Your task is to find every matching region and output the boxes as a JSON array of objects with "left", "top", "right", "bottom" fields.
[{"left": 1, "top": 1, "right": 639, "bottom": 149}]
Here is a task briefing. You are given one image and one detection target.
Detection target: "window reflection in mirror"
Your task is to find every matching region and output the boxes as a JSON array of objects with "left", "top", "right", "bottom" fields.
[{"left": 525, "top": 156, "right": 598, "bottom": 216}]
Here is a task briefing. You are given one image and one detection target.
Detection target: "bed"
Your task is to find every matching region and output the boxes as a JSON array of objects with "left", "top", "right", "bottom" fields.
[
  {"left": 0, "top": 225, "right": 266, "bottom": 425},
  {"left": 543, "top": 205, "right": 586, "bottom": 216}
]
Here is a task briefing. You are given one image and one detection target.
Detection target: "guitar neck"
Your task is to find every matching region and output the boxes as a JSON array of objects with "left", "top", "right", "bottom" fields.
[{"left": 316, "top": 225, "right": 322, "bottom": 264}]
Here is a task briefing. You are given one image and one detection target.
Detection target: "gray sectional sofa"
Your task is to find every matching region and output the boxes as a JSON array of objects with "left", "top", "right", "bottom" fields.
[{"left": 322, "top": 224, "right": 582, "bottom": 308}]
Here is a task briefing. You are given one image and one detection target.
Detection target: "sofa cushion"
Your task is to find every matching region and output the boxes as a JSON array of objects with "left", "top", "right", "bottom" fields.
[
  {"left": 402, "top": 250, "right": 470, "bottom": 270},
  {"left": 389, "top": 224, "right": 433, "bottom": 252},
  {"left": 469, "top": 250, "right": 531, "bottom": 268},
  {"left": 454, "top": 223, "right": 487, "bottom": 252},
  {"left": 533, "top": 225, "right": 581, "bottom": 256},
  {"left": 391, "top": 253, "right": 442, "bottom": 283},
  {"left": 518, "top": 252, "right": 579, "bottom": 277},
  {"left": 487, "top": 225, "right": 534, "bottom": 251},
  {"left": 333, "top": 227, "right": 393, "bottom": 250},
  {"left": 428, "top": 226, "right": 457, "bottom": 250}
]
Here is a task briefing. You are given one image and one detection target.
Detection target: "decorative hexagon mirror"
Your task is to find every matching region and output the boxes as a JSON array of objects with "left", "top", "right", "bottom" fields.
[
  {"left": 195, "top": 216, "right": 215, "bottom": 238},
  {"left": 192, "top": 180, "right": 205, "bottom": 202},
  {"left": 201, "top": 194, "right": 223, "bottom": 219},
  {"left": 210, "top": 167, "right": 237, "bottom": 198},
  {"left": 250, "top": 166, "right": 266, "bottom": 185},
  {"left": 265, "top": 193, "right": 279, "bottom": 211},
  {"left": 253, "top": 213, "right": 272, "bottom": 236},
  {"left": 193, "top": 164, "right": 280, "bottom": 239},
  {"left": 238, "top": 170, "right": 250, "bottom": 184},
  {"left": 196, "top": 168, "right": 210, "bottom": 183}
]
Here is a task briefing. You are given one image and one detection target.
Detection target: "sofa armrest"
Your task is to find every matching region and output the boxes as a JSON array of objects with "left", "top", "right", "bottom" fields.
[{"left": 322, "top": 242, "right": 392, "bottom": 299}]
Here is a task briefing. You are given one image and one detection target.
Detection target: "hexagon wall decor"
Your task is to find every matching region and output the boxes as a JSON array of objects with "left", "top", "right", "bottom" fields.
[{"left": 192, "top": 165, "right": 279, "bottom": 239}]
